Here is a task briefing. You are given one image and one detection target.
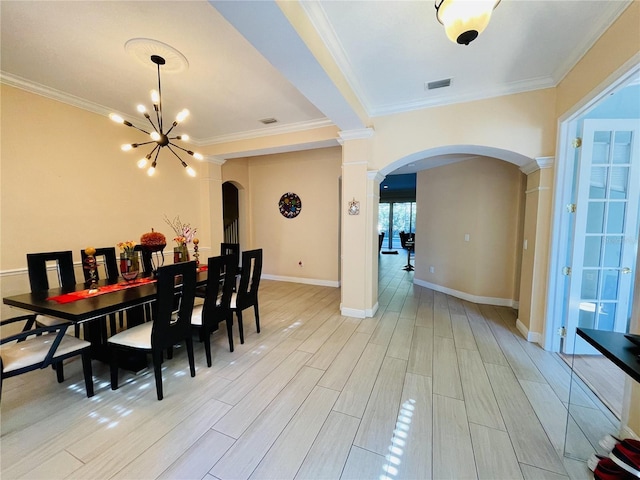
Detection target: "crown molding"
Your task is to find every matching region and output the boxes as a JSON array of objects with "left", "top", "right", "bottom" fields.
[
  {"left": 521, "top": 156, "right": 555, "bottom": 175},
  {"left": 338, "top": 128, "right": 375, "bottom": 144}
]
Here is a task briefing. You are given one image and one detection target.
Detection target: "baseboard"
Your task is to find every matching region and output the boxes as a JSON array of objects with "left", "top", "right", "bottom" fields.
[
  {"left": 620, "top": 424, "right": 639, "bottom": 441},
  {"left": 413, "top": 278, "right": 517, "bottom": 308},
  {"left": 516, "top": 318, "right": 541, "bottom": 343},
  {"left": 339, "top": 301, "right": 378, "bottom": 319},
  {"left": 261, "top": 274, "right": 340, "bottom": 288}
]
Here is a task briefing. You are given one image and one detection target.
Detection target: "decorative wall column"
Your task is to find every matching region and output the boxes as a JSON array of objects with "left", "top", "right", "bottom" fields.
[
  {"left": 339, "top": 128, "right": 377, "bottom": 318},
  {"left": 517, "top": 156, "right": 554, "bottom": 345},
  {"left": 198, "top": 156, "right": 226, "bottom": 257}
]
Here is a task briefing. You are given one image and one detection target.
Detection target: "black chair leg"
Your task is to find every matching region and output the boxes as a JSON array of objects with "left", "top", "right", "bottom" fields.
[
  {"left": 225, "top": 315, "right": 234, "bottom": 352},
  {"left": 152, "top": 350, "right": 164, "bottom": 400},
  {"left": 167, "top": 346, "right": 173, "bottom": 359},
  {"left": 237, "top": 311, "right": 244, "bottom": 344},
  {"left": 55, "top": 361, "right": 64, "bottom": 383},
  {"left": 186, "top": 337, "right": 196, "bottom": 377},
  {"left": 81, "top": 351, "right": 94, "bottom": 397},
  {"left": 203, "top": 325, "right": 212, "bottom": 367},
  {"left": 110, "top": 349, "right": 119, "bottom": 390},
  {"left": 254, "top": 303, "right": 260, "bottom": 334}
]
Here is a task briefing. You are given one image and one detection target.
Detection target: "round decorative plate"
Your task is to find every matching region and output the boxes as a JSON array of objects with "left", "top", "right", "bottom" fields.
[{"left": 278, "top": 192, "right": 302, "bottom": 219}]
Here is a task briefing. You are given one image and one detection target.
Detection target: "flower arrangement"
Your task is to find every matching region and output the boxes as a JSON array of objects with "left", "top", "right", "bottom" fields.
[
  {"left": 117, "top": 240, "right": 136, "bottom": 254},
  {"left": 164, "top": 215, "right": 197, "bottom": 246}
]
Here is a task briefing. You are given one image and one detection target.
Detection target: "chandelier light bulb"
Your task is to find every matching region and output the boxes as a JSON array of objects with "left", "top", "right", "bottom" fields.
[
  {"left": 178, "top": 134, "right": 189, "bottom": 141},
  {"left": 193, "top": 152, "right": 204, "bottom": 161},
  {"left": 147, "top": 165, "right": 156, "bottom": 176},
  {"left": 176, "top": 109, "right": 189, "bottom": 123},
  {"left": 137, "top": 157, "right": 149, "bottom": 168},
  {"left": 150, "top": 131, "right": 161, "bottom": 141},
  {"left": 150, "top": 89, "right": 160, "bottom": 104},
  {"left": 109, "top": 113, "right": 124, "bottom": 124},
  {"left": 137, "top": 104, "right": 147, "bottom": 113},
  {"left": 186, "top": 166, "right": 196, "bottom": 177},
  {"left": 121, "top": 144, "right": 133, "bottom": 151}
]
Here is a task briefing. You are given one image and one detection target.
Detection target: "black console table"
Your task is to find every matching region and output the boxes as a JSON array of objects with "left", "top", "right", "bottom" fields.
[{"left": 576, "top": 328, "right": 640, "bottom": 383}]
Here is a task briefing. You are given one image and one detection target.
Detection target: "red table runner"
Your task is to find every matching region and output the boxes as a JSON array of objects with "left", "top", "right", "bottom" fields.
[
  {"left": 47, "top": 265, "right": 207, "bottom": 304},
  {"left": 47, "top": 277, "right": 156, "bottom": 304}
]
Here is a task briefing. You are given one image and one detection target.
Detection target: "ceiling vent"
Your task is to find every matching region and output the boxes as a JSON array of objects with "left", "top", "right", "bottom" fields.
[
  {"left": 259, "top": 118, "right": 278, "bottom": 125},
  {"left": 426, "top": 78, "right": 451, "bottom": 90}
]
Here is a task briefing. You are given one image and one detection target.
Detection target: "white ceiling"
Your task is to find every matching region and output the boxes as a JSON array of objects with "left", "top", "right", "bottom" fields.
[{"left": 0, "top": 0, "right": 633, "bottom": 168}]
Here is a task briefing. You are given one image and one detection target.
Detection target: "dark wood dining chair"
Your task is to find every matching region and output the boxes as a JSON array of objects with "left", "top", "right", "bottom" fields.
[
  {"left": 80, "top": 247, "right": 122, "bottom": 334},
  {"left": 0, "top": 314, "right": 94, "bottom": 401},
  {"left": 195, "top": 242, "right": 240, "bottom": 299},
  {"left": 191, "top": 255, "right": 236, "bottom": 364},
  {"left": 230, "top": 249, "right": 263, "bottom": 345},
  {"left": 108, "top": 261, "right": 197, "bottom": 400},
  {"left": 221, "top": 243, "right": 240, "bottom": 273},
  {"left": 26, "top": 251, "right": 80, "bottom": 336}
]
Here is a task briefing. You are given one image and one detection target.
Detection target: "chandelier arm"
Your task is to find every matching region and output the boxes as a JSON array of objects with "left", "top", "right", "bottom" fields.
[
  {"left": 133, "top": 140, "right": 157, "bottom": 148},
  {"left": 143, "top": 113, "right": 159, "bottom": 133},
  {"left": 168, "top": 142, "right": 194, "bottom": 156},
  {"left": 127, "top": 124, "right": 152, "bottom": 136},
  {"left": 165, "top": 122, "right": 177, "bottom": 137},
  {"left": 165, "top": 144, "right": 189, "bottom": 166}
]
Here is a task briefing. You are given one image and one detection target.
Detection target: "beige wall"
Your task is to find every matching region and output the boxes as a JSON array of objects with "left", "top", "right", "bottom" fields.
[
  {"left": 223, "top": 148, "right": 341, "bottom": 285},
  {"left": 414, "top": 157, "right": 525, "bottom": 303}
]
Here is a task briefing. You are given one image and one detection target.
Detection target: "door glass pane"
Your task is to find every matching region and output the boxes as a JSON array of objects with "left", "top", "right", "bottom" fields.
[
  {"left": 583, "top": 237, "right": 602, "bottom": 267},
  {"left": 603, "top": 238, "right": 622, "bottom": 267},
  {"left": 581, "top": 269, "right": 599, "bottom": 299},
  {"left": 589, "top": 167, "right": 607, "bottom": 198},
  {"left": 586, "top": 202, "right": 605, "bottom": 233},
  {"left": 378, "top": 203, "right": 390, "bottom": 236},
  {"left": 600, "top": 270, "right": 620, "bottom": 301},
  {"left": 610, "top": 167, "right": 629, "bottom": 199},
  {"left": 606, "top": 202, "right": 626, "bottom": 233},
  {"left": 592, "top": 131, "right": 611, "bottom": 163},
  {"left": 613, "top": 131, "right": 632, "bottom": 164},
  {"left": 578, "top": 305, "right": 596, "bottom": 328},
  {"left": 597, "top": 303, "right": 616, "bottom": 331}
]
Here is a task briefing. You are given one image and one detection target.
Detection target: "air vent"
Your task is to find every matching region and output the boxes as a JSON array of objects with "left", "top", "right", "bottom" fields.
[
  {"left": 259, "top": 118, "right": 278, "bottom": 125},
  {"left": 426, "top": 78, "right": 451, "bottom": 90}
]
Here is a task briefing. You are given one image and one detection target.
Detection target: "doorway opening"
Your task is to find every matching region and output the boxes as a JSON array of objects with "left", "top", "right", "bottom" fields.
[
  {"left": 548, "top": 66, "right": 640, "bottom": 420},
  {"left": 222, "top": 182, "right": 239, "bottom": 244}
]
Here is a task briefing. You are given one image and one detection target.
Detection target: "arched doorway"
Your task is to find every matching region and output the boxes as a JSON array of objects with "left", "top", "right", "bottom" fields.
[{"left": 222, "top": 181, "right": 239, "bottom": 244}]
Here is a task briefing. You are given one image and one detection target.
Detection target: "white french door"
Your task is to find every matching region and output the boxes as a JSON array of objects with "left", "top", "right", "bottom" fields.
[{"left": 563, "top": 119, "right": 640, "bottom": 353}]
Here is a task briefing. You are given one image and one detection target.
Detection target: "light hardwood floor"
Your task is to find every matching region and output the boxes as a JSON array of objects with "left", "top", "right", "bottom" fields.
[{"left": 1, "top": 253, "right": 620, "bottom": 479}]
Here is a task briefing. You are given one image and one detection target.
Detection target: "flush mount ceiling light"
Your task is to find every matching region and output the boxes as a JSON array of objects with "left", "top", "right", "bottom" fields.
[
  {"left": 110, "top": 40, "right": 202, "bottom": 177},
  {"left": 435, "top": 0, "right": 500, "bottom": 45}
]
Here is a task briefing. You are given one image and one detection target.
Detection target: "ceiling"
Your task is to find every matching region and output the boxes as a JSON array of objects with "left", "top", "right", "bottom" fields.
[{"left": 1, "top": 1, "right": 633, "bottom": 171}]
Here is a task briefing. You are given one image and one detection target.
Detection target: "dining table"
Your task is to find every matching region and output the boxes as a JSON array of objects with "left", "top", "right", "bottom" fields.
[{"left": 3, "top": 268, "right": 209, "bottom": 370}]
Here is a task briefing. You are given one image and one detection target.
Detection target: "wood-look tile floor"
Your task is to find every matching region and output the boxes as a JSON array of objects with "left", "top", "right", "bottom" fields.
[{"left": 1, "top": 253, "right": 619, "bottom": 479}]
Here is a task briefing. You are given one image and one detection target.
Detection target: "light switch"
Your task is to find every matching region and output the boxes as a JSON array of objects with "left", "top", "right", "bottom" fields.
[
  {"left": 524, "top": 239, "right": 528, "bottom": 250},
  {"left": 464, "top": 233, "right": 470, "bottom": 242}
]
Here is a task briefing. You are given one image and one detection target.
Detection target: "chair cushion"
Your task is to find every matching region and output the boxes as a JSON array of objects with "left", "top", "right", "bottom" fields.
[
  {"left": 35, "top": 315, "right": 71, "bottom": 327},
  {"left": 0, "top": 334, "right": 90, "bottom": 373},
  {"left": 230, "top": 292, "right": 237, "bottom": 309},
  {"left": 107, "top": 321, "right": 153, "bottom": 349},
  {"left": 191, "top": 304, "right": 204, "bottom": 326}
]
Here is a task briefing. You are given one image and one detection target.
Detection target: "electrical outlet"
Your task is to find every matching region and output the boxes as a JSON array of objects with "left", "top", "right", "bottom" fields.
[{"left": 429, "top": 266, "right": 435, "bottom": 273}]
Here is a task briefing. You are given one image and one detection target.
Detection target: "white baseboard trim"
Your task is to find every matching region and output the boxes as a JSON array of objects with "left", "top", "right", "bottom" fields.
[
  {"left": 620, "top": 424, "right": 639, "bottom": 441},
  {"left": 261, "top": 274, "right": 339, "bottom": 288},
  {"left": 413, "top": 279, "right": 517, "bottom": 308},
  {"left": 516, "top": 318, "right": 541, "bottom": 343},
  {"left": 340, "top": 306, "right": 366, "bottom": 319},
  {"left": 340, "top": 302, "right": 378, "bottom": 319}
]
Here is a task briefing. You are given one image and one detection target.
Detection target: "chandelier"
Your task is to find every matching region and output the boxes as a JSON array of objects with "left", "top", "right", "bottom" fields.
[
  {"left": 110, "top": 54, "right": 203, "bottom": 177},
  {"left": 435, "top": 0, "right": 500, "bottom": 45}
]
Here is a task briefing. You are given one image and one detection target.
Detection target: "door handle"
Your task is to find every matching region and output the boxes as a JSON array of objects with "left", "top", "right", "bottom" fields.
[{"left": 621, "top": 267, "right": 632, "bottom": 274}]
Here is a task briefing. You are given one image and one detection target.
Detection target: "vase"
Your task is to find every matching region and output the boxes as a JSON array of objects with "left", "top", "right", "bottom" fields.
[
  {"left": 120, "top": 251, "right": 139, "bottom": 281},
  {"left": 173, "top": 244, "right": 190, "bottom": 263}
]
